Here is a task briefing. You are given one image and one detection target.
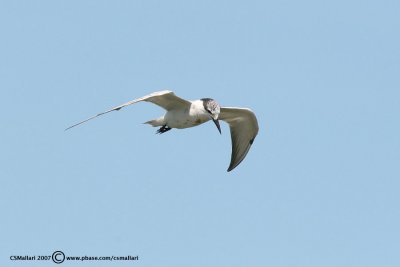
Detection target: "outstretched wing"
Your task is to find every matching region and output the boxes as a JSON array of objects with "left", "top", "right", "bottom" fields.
[
  {"left": 65, "top": 90, "right": 191, "bottom": 130},
  {"left": 219, "top": 107, "right": 259, "bottom": 172}
]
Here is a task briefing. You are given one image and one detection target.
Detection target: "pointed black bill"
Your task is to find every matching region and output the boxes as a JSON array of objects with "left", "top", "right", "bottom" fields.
[{"left": 213, "top": 119, "right": 221, "bottom": 134}]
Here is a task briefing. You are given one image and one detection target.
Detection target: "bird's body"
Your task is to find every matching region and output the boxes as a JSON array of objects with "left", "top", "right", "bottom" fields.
[
  {"left": 145, "top": 100, "right": 211, "bottom": 129},
  {"left": 66, "top": 90, "right": 259, "bottom": 172}
]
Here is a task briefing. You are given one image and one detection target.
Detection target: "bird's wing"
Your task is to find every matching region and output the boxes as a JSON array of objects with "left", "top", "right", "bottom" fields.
[
  {"left": 65, "top": 90, "right": 191, "bottom": 130},
  {"left": 219, "top": 107, "right": 259, "bottom": 172}
]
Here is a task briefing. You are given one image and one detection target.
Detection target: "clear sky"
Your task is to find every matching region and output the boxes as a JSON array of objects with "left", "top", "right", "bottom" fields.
[{"left": 1, "top": 0, "right": 399, "bottom": 266}]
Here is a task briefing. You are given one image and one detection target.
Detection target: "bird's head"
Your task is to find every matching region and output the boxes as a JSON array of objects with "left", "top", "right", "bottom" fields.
[{"left": 201, "top": 98, "right": 221, "bottom": 134}]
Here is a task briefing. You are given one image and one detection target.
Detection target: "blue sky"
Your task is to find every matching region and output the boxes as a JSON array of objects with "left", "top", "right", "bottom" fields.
[{"left": 1, "top": 0, "right": 399, "bottom": 266}]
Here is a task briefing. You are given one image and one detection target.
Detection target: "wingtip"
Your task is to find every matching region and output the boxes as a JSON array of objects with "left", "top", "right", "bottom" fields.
[
  {"left": 64, "top": 123, "right": 80, "bottom": 131},
  {"left": 226, "top": 165, "right": 235, "bottom": 172}
]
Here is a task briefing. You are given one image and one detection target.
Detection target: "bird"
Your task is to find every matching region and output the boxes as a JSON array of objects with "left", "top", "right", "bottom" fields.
[{"left": 66, "top": 90, "right": 259, "bottom": 172}]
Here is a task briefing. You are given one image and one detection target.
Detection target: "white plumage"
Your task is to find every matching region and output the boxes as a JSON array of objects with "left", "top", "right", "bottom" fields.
[{"left": 66, "top": 90, "right": 259, "bottom": 172}]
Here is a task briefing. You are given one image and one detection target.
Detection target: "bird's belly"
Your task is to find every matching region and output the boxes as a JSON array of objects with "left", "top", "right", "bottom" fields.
[{"left": 165, "top": 112, "right": 209, "bottom": 129}]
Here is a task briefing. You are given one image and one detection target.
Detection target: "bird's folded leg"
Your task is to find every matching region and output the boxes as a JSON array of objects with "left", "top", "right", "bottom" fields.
[{"left": 156, "top": 125, "right": 172, "bottom": 134}]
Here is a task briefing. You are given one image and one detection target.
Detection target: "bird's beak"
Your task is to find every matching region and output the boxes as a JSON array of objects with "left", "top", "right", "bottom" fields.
[{"left": 213, "top": 119, "right": 221, "bottom": 134}]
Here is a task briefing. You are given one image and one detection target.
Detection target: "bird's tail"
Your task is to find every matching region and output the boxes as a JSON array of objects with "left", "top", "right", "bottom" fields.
[{"left": 144, "top": 117, "right": 165, "bottom": 127}]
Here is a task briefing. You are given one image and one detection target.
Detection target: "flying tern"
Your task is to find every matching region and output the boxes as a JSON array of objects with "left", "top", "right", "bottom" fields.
[{"left": 66, "top": 90, "right": 259, "bottom": 172}]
